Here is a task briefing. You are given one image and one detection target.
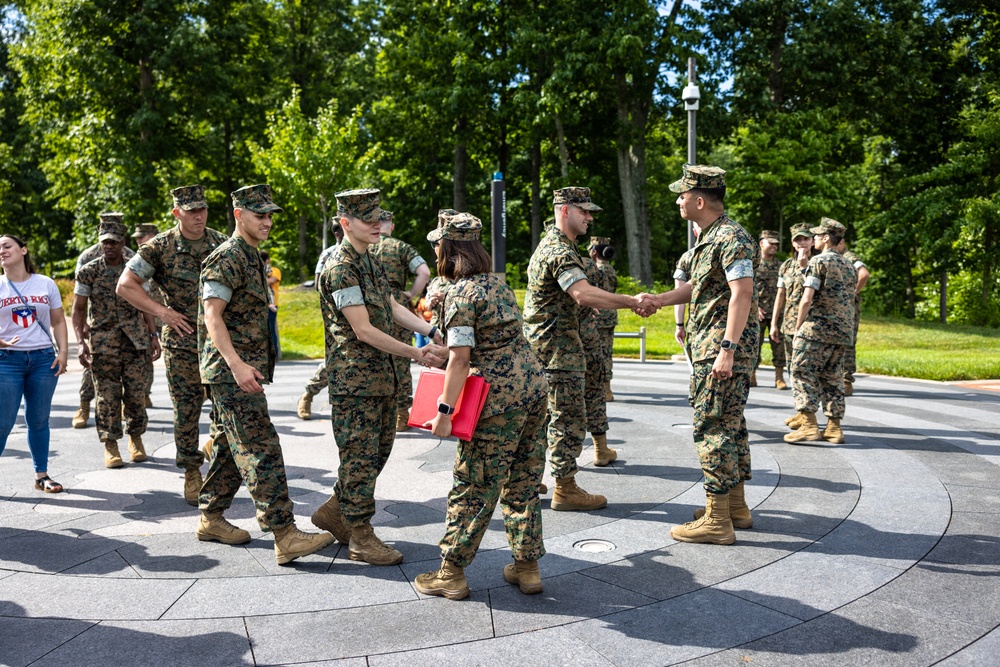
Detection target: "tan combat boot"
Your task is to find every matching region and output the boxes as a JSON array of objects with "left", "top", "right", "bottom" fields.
[
  {"left": 749, "top": 370, "right": 758, "bottom": 387},
  {"left": 551, "top": 477, "right": 607, "bottom": 512},
  {"left": 72, "top": 401, "right": 90, "bottom": 429},
  {"left": 593, "top": 433, "right": 618, "bottom": 467},
  {"left": 196, "top": 511, "right": 251, "bottom": 545},
  {"left": 775, "top": 367, "right": 788, "bottom": 390},
  {"left": 503, "top": 559, "right": 543, "bottom": 594},
  {"left": 348, "top": 523, "right": 404, "bottom": 565},
  {"left": 538, "top": 482, "right": 548, "bottom": 495},
  {"left": 784, "top": 412, "right": 821, "bottom": 443},
  {"left": 104, "top": 440, "right": 124, "bottom": 469},
  {"left": 273, "top": 524, "right": 335, "bottom": 565},
  {"left": 844, "top": 380, "right": 854, "bottom": 396},
  {"left": 202, "top": 436, "right": 214, "bottom": 463},
  {"left": 395, "top": 408, "right": 411, "bottom": 432},
  {"left": 822, "top": 418, "right": 845, "bottom": 444},
  {"left": 297, "top": 393, "right": 313, "bottom": 420},
  {"left": 127, "top": 435, "right": 147, "bottom": 463},
  {"left": 694, "top": 481, "right": 752, "bottom": 529},
  {"left": 145, "top": 395, "right": 153, "bottom": 408},
  {"left": 184, "top": 467, "right": 203, "bottom": 507},
  {"left": 784, "top": 412, "right": 805, "bottom": 429},
  {"left": 605, "top": 381, "right": 614, "bottom": 402},
  {"left": 311, "top": 494, "right": 351, "bottom": 544},
  {"left": 415, "top": 561, "right": 470, "bottom": 600},
  {"left": 671, "top": 491, "right": 736, "bottom": 545}
]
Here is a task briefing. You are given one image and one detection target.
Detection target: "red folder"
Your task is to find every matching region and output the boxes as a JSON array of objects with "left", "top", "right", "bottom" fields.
[{"left": 408, "top": 368, "right": 490, "bottom": 441}]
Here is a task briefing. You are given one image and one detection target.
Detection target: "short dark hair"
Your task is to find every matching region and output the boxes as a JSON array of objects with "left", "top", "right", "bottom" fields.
[
  {"left": 827, "top": 232, "right": 843, "bottom": 246},
  {"left": 259, "top": 250, "right": 270, "bottom": 261},
  {"left": 688, "top": 187, "right": 726, "bottom": 205},
  {"left": 0, "top": 234, "right": 36, "bottom": 274},
  {"left": 591, "top": 244, "right": 615, "bottom": 260},
  {"left": 438, "top": 239, "right": 491, "bottom": 281}
]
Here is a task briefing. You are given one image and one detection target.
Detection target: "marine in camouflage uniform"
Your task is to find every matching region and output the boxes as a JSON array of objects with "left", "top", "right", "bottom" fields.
[
  {"left": 590, "top": 237, "right": 618, "bottom": 402},
  {"left": 369, "top": 209, "right": 430, "bottom": 430},
  {"left": 313, "top": 189, "right": 442, "bottom": 566},
  {"left": 71, "top": 212, "right": 135, "bottom": 429},
  {"left": 785, "top": 218, "right": 858, "bottom": 445},
  {"left": 580, "top": 253, "right": 612, "bottom": 463},
  {"left": 772, "top": 223, "right": 815, "bottom": 381},
  {"left": 524, "top": 187, "right": 640, "bottom": 511},
  {"left": 73, "top": 221, "right": 157, "bottom": 468},
  {"left": 840, "top": 246, "right": 868, "bottom": 393},
  {"left": 754, "top": 230, "right": 786, "bottom": 388},
  {"left": 131, "top": 223, "right": 162, "bottom": 404},
  {"left": 296, "top": 239, "right": 344, "bottom": 419},
  {"left": 119, "top": 185, "right": 227, "bottom": 505},
  {"left": 414, "top": 213, "right": 548, "bottom": 600},
  {"left": 198, "top": 184, "right": 333, "bottom": 563},
  {"left": 645, "top": 165, "right": 759, "bottom": 545}
]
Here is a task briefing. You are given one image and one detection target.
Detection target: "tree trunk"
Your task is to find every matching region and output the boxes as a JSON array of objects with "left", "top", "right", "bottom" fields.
[
  {"left": 530, "top": 138, "right": 542, "bottom": 250},
  {"left": 554, "top": 113, "right": 570, "bottom": 179},
  {"left": 905, "top": 258, "right": 916, "bottom": 319},
  {"left": 615, "top": 68, "right": 652, "bottom": 286},
  {"left": 298, "top": 213, "right": 308, "bottom": 282},
  {"left": 768, "top": 15, "right": 787, "bottom": 108},
  {"left": 223, "top": 119, "right": 235, "bottom": 235},
  {"left": 453, "top": 117, "right": 467, "bottom": 211},
  {"left": 940, "top": 270, "right": 948, "bottom": 324}
]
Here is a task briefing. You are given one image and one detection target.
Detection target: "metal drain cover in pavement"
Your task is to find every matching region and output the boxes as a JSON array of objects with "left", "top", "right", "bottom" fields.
[{"left": 573, "top": 539, "right": 616, "bottom": 553}]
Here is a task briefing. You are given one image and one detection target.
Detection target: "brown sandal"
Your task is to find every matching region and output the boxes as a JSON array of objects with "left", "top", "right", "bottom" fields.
[{"left": 34, "top": 476, "right": 63, "bottom": 493}]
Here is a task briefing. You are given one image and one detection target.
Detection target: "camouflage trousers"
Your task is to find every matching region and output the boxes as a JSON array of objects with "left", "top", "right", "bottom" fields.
[
  {"left": 439, "top": 396, "right": 548, "bottom": 568},
  {"left": 756, "top": 313, "right": 787, "bottom": 370},
  {"left": 162, "top": 347, "right": 211, "bottom": 471},
  {"left": 545, "top": 370, "right": 586, "bottom": 480},
  {"left": 599, "top": 327, "right": 615, "bottom": 380},
  {"left": 791, "top": 337, "right": 846, "bottom": 420},
  {"left": 584, "top": 343, "right": 609, "bottom": 436},
  {"left": 91, "top": 341, "right": 147, "bottom": 443},
  {"left": 201, "top": 383, "right": 294, "bottom": 532},
  {"left": 144, "top": 347, "right": 154, "bottom": 397},
  {"left": 79, "top": 366, "right": 95, "bottom": 403},
  {"left": 690, "top": 357, "right": 753, "bottom": 494},
  {"left": 844, "top": 304, "right": 861, "bottom": 383},
  {"left": 329, "top": 394, "right": 395, "bottom": 528},
  {"left": 390, "top": 324, "right": 413, "bottom": 411},
  {"left": 303, "top": 361, "right": 328, "bottom": 398},
  {"left": 781, "top": 334, "right": 795, "bottom": 373}
]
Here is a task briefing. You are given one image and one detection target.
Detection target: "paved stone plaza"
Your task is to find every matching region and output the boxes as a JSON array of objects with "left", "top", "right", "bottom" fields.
[{"left": 2, "top": 358, "right": 999, "bottom": 666}]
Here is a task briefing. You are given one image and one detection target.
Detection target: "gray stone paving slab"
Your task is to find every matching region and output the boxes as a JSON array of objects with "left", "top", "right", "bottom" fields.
[
  {"left": 715, "top": 551, "right": 904, "bottom": 620},
  {"left": 563, "top": 588, "right": 800, "bottom": 666},
  {"left": 367, "top": 625, "right": 617, "bottom": 667},
  {"left": 245, "top": 592, "right": 495, "bottom": 663},
  {"left": 0, "top": 615, "right": 97, "bottom": 667},
  {"left": 949, "top": 483, "right": 1000, "bottom": 514},
  {"left": 0, "top": 572, "right": 192, "bottom": 620},
  {"left": 489, "top": 571, "right": 657, "bottom": 636},
  {"left": 28, "top": 618, "right": 254, "bottom": 667},
  {"left": 747, "top": 482, "right": 858, "bottom": 538},
  {"left": 59, "top": 550, "right": 141, "bottom": 577},
  {"left": 0, "top": 529, "right": 124, "bottom": 574},
  {"left": 924, "top": 511, "right": 1000, "bottom": 566},
  {"left": 935, "top": 625, "right": 1000, "bottom": 666}
]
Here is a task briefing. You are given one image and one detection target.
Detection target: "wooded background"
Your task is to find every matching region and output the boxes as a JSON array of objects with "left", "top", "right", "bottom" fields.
[{"left": 1, "top": 0, "right": 997, "bottom": 326}]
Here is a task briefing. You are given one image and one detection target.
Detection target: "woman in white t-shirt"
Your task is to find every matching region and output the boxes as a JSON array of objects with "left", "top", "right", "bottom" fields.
[{"left": 0, "top": 235, "right": 69, "bottom": 493}]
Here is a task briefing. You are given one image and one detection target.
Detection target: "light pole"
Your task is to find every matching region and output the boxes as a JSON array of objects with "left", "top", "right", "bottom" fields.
[{"left": 682, "top": 57, "right": 700, "bottom": 251}]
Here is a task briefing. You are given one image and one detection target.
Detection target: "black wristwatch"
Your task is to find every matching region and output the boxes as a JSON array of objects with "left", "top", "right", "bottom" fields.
[
  {"left": 437, "top": 402, "right": 455, "bottom": 415},
  {"left": 720, "top": 339, "right": 737, "bottom": 352}
]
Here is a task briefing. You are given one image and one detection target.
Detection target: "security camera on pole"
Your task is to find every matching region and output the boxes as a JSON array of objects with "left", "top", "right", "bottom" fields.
[{"left": 682, "top": 57, "right": 701, "bottom": 251}]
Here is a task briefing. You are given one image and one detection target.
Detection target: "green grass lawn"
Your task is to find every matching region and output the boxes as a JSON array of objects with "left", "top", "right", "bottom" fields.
[{"left": 277, "top": 285, "right": 1000, "bottom": 382}]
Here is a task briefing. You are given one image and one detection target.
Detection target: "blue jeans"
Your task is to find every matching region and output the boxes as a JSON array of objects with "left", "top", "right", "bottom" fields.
[{"left": 0, "top": 348, "right": 60, "bottom": 473}]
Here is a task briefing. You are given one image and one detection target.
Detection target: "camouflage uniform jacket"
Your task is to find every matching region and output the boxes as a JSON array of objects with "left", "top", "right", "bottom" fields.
[
  {"left": 578, "top": 256, "right": 603, "bottom": 350},
  {"left": 319, "top": 240, "right": 395, "bottom": 397},
  {"left": 75, "top": 257, "right": 149, "bottom": 351},
  {"left": 426, "top": 275, "right": 454, "bottom": 334},
  {"left": 198, "top": 235, "right": 275, "bottom": 385},
  {"left": 126, "top": 226, "right": 228, "bottom": 350},
  {"left": 594, "top": 260, "right": 618, "bottom": 330},
  {"left": 777, "top": 257, "right": 808, "bottom": 336},
  {"left": 842, "top": 249, "right": 865, "bottom": 312},
  {"left": 756, "top": 255, "right": 781, "bottom": 316},
  {"left": 687, "top": 213, "right": 760, "bottom": 363},
  {"left": 445, "top": 273, "right": 547, "bottom": 419},
  {"left": 370, "top": 235, "right": 426, "bottom": 304},
  {"left": 523, "top": 225, "right": 588, "bottom": 372},
  {"left": 76, "top": 243, "right": 134, "bottom": 275},
  {"left": 797, "top": 249, "right": 858, "bottom": 345},
  {"left": 673, "top": 248, "right": 696, "bottom": 283}
]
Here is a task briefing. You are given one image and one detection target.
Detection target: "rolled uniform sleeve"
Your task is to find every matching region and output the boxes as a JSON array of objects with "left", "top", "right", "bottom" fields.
[
  {"left": 408, "top": 256, "right": 427, "bottom": 273},
  {"left": 445, "top": 293, "right": 477, "bottom": 348},
  {"left": 203, "top": 279, "right": 234, "bottom": 303},
  {"left": 557, "top": 267, "right": 587, "bottom": 292},
  {"left": 74, "top": 281, "right": 92, "bottom": 297},
  {"left": 126, "top": 253, "right": 156, "bottom": 282},
  {"left": 725, "top": 258, "right": 754, "bottom": 282},
  {"left": 332, "top": 285, "right": 365, "bottom": 309}
]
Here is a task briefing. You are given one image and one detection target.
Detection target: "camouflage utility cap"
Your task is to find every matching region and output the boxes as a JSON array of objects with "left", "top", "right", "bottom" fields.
[
  {"left": 427, "top": 208, "right": 459, "bottom": 243},
  {"left": 589, "top": 236, "right": 611, "bottom": 249},
  {"left": 98, "top": 221, "right": 127, "bottom": 243},
  {"left": 170, "top": 184, "right": 208, "bottom": 211},
  {"left": 669, "top": 164, "right": 726, "bottom": 193},
  {"left": 811, "top": 217, "right": 846, "bottom": 237},
  {"left": 760, "top": 229, "right": 779, "bottom": 242},
  {"left": 232, "top": 184, "right": 283, "bottom": 214},
  {"left": 553, "top": 187, "right": 603, "bottom": 212},
  {"left": 99, "top": 211, "right": 124, "bottom": 225},
  {"left": 435, "top": 212, "right": 482, "bottom": 242},
  {"left": 379, "top": 208, "right": 394, "bottom": 223},
  {"left": 335, "top": 188, "right": 381, "bottom": 223},
  {"left": 791, "top": 223, "right": 813, "bottom": 239},
  {"left": 132, "top": 223, "right": 159, "bottom": 239}
]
